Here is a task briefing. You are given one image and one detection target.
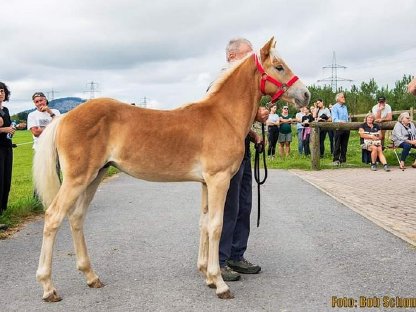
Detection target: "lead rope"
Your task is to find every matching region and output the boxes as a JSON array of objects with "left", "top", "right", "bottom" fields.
[{"left": 254, "top": 123, "right": 268, "bottom": 227}]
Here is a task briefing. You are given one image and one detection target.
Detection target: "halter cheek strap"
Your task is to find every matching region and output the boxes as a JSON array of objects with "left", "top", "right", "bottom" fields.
[{"left": 254, "top": 54, "right": 299, "bottom": 103}]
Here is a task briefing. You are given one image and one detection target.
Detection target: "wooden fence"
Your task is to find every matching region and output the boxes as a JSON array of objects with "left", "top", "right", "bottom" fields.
[{"left": 310, "top": 121, "right": 397, "bottom": 170}]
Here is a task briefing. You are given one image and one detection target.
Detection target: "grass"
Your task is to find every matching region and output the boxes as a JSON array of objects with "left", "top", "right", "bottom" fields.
[
  {"left": 0, "top": 131, "right": 42, "bottom": 229},
  {"left": 254, "top": 127, "right": 402, "bottom": 170}
]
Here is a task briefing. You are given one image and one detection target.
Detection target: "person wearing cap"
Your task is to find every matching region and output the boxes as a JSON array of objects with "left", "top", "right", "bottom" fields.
[
  {"left": 27, "top": 92, "right": 61, "bottom": 150},
  {"left": 0, "top": 82, "right": 14, "bottom": 223},
  {"left": 372, "top": 96, "right": 392, "bottom": 147}
]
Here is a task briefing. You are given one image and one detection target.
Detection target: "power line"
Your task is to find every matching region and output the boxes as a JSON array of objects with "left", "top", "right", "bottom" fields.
[
  {"left": 84, "top": 81, "right": 100, "bottom": 99},
  {"left": 46, "top": 89, "right": 59, "bottom": 101},
  {"left": 317, "top": 51, "right": 352, "bottom": 92},
  {"left": 138, "top": 96, "right": 147, "bottom": 108}
]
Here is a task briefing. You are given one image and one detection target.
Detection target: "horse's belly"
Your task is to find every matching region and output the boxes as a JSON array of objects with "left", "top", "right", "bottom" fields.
[{"left": 116, "top": 161, "right": 204, "bottom": 183}]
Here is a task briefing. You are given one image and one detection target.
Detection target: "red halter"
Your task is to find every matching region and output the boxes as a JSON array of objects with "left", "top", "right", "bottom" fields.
[{"left": 254, "top": 54, "right": 299, "bottom": 103}]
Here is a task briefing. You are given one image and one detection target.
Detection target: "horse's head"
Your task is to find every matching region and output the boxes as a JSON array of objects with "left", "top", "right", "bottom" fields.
[{"left": 257, "top": 37, "right": 310, "bottom": 109}]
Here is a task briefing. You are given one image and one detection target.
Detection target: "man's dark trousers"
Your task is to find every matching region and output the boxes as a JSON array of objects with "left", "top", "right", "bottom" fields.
[
  {"left": 333, "top": 129, "right": 350, "bottom": 163},
  {"left": 219, "top": 148, "right": 252, "bottom": 267}
]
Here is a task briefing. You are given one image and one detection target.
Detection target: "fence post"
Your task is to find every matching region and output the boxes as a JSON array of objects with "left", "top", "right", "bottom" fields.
[
  {"left": 411, "top": 107, "right": 414, "bottom": 120},
  {"left": 311, "top": 124, "right": 320, "bottom": 170}
]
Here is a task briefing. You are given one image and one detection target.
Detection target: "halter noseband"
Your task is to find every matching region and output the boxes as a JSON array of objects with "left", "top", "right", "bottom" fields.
[{"left": 254, "top": 54, "right": 299, "bottom": 103}]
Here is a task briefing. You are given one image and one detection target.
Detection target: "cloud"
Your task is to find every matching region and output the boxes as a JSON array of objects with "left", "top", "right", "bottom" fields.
[{"left": 2, "top": 0, "right": 415, "bottom": 115}]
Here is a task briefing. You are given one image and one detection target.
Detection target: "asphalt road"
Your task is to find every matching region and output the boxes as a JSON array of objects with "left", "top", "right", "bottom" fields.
[{"left": 1, "top": 170, "right": 415, "bottom": 312}]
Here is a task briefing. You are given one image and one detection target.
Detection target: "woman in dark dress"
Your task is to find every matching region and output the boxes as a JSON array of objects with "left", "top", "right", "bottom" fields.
[{"left": 0, "top": 82, "right": 15, "bottom": 215}]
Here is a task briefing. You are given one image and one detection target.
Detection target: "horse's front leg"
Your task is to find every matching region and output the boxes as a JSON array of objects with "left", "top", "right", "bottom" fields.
[
  {"left": 205, "top": 172, "right": 233, "bottom": 299},
  {"left": 198, "top": 183, "right": 213, "bottom": 286}
]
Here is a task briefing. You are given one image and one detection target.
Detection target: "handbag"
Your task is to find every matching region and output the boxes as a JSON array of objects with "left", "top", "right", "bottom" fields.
[{"left": 362, "top": 139, "right": 381, "bottom": 150}]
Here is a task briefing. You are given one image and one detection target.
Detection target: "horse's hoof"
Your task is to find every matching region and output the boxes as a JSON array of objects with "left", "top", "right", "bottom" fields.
[
  {"left": 43, "top": 290, "right": 62, "bottom": 302},
  {"left": 88, "top": 278, "right": 104, "bottom": 288},
  {"left": 217, "top": 289, "right": 234, "bottom": 299}
]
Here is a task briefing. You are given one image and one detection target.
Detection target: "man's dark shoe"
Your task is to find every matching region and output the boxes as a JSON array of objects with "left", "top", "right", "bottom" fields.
[
  {"left": 220, "top": 265, "right": 241, "bottom": 281},
  {"left": 227, "top": 258, "right": 261, "bottom": 274}
]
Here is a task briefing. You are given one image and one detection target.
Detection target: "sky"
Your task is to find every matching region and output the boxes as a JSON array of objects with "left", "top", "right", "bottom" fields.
[{"left": 2, "top": 0, "right": 415, "bottom": 115}]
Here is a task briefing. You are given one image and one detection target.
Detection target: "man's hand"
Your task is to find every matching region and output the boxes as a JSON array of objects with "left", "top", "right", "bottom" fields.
[{"left": 255, "top": 107, "right": 269, "bottom": 123}]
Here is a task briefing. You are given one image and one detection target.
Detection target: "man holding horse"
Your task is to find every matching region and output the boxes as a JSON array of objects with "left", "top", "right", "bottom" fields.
[{"left": 219, "top": 38, "right": 269, "bottom": 281}]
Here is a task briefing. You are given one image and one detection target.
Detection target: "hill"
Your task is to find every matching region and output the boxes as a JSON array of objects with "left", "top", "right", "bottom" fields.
[
  {"left": 24, "top": 97, "right": 87, "bottom": 114},
  {"left": 13, "top": 97, "right": 87, "bottom": 124}
]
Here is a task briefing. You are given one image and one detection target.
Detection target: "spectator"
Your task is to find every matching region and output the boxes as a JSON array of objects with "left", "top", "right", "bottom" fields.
[
  {"left": 301, "top": 107, "right": 314, "bottom": 155},
  {"left": 359, "top": 113, "right": 390, "bottom": 171},
  {"left": 27, "top": 92, "right": 61, "bottom": 150},
  {"left": 266, "top": 103, "right": 279, "bottom": 158},
  {"left": 372, "top": 96, "right": 392, "bottom": 147},
  {"left": 219, "top": 38, "right": 268, "bottom": 281},
  {"left": 331, "top": 92, "right": 350, "bottom": 165},
  {"left": 313, "top": 99, "right": 332, "bottom": 157},
  {"left": 279, "top": 105, "right": 293, "bottom": 157},
  {"left": 392, "top": 112, "right": 416, "bottom": 169},
  {"left": 295, "top": 106, "right": 306, "bottom": 155},
  {"left": 0, "top": 82, "right": 14, "bottom": 220}
]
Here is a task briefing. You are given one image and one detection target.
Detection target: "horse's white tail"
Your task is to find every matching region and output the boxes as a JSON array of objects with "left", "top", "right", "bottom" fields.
[{"left": 33, "top": 116, "right": 63, "bottom": 209}]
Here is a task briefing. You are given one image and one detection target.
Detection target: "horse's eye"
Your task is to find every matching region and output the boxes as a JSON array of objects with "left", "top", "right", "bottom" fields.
[{"left": 275, "top": 65, "right": 284, "bottom": 72}]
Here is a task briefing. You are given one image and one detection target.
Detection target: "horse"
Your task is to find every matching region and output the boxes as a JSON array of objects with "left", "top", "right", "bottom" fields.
[{"left": 34, "top": 37, "right": 310, "bottom": 302}]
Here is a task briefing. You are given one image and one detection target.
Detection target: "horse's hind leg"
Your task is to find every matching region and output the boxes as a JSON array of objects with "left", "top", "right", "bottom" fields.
[
  {"left": 36, "top": 183, "right": 86, "bottom": 302},
  {"left": 197, "top": 183, "right": 211, "bottom": 286},
  {"left": 67, "top": 168, "right": 108, "bottom": 289}
]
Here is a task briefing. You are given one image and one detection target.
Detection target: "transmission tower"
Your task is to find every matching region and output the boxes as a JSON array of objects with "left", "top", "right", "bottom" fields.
[
  {"left": 84, "top": 81, "right": 100, "bottom": 99},
  {"left": 317, "top": 51, "right": 352, "bottom": 92},
  {"left": 46, "top": 89, "right": 59, "bottom": 101},
  {"left": 139, "top": 96, "right": 147, "bottom": 108}
]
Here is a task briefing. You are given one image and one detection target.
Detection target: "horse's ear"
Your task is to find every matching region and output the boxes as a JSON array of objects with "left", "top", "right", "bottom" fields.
[{"left": 260, "top": 37, "right": 275, "bottom": 60}]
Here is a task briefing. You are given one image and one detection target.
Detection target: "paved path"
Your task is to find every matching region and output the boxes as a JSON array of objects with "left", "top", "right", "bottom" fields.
[
  {"left": 1, "top": 170, "right": 415, "bottom": 311},
  {"left": 292, "top": 167, "right": 416, "bottom": 247}
]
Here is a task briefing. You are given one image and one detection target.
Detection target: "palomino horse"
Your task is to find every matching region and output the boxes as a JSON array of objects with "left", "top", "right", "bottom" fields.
[{"left": 34, "top": 37, "right": 310, "bottom": 301}]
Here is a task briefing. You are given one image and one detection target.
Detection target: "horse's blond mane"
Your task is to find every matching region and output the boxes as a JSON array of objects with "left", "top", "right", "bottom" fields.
[{"left": 177, "top": 52, "right": 254, "bottom": 109}]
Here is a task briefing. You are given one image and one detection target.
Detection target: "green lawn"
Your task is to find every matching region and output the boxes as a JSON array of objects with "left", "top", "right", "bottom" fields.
[
  {"left": 0, "top": 131, "right": 42, "bottom": 228},
  {"left": 255, "top": 128, "right": 401, "bottom": 170}
]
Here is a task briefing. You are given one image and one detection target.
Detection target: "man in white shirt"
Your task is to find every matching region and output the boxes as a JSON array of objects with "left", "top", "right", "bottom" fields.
[
  {"left": 371, "top": 96, "right": 392, "bottom": 146},
  {"left": 27, "top": 92, "right": 61, "bottom": 150}
]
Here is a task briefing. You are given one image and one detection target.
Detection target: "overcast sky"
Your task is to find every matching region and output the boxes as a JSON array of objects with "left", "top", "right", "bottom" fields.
[{"left": 2, "top": 0, "right": 415, "bottom": 114}]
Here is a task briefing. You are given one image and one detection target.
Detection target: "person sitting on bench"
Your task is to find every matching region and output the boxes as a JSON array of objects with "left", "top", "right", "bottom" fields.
[
  {"left": 359, "top": 113, "right": 390, "bottom": 171},
  {"left": 392, "top": 112, "right": 416, "bottom": 169}
]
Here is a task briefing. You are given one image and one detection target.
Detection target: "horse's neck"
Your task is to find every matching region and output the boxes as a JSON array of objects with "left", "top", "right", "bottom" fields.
[{"left": 208, "top": 59, "right": 261, "bottom": 138}]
